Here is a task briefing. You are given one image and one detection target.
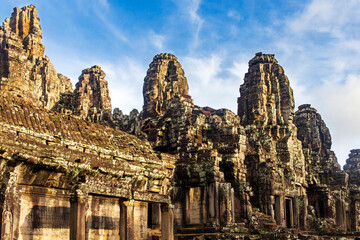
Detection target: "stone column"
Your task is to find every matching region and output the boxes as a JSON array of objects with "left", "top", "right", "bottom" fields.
[
  {"left": 122, "top": 200, "right": 134, "bottom": 240},
  {"left": 335, "top": 199, "right": 346, "bottom": 230},
  {"left": 133, "top": 201, "right": 148, "bottom": 239},
  {"left": 119, "top": 200, "right": 127, "bottom": 240},
  {"left": 298, "top": 196, "right": 307, "bottom": 230},
  {"left": 207, "top": 182, "right": 219, "bottom": 225},
  {"left": 274, "top": 195, "right": 284, "bottom": 226},
  {"left": 70, "top": 192, "right": 87, "bottom": 240},
  {"left": 161, "top": 203, "right": 174, "bottom": 240},
  {"left": 1, "top": 210, "right": 13, "bottom": 240},
  {"left": 1, "top": 169, "right": 22, "bottom": 240},
  {"left": 349, "top": 199, "right": 360, "bottom": 232},
  {"left": 219, "top": 183, "right": 234, "bottom": 225}
]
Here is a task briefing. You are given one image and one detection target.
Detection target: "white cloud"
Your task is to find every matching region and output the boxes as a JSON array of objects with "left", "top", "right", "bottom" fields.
[
  {"left": 149, "top": 31, "right": 166, "bottom": 51},
  {"left": 99, "top": 58, "right": 147, "bottom": 114},
  {"left": 175, "top": 0, "right": 204, "bottom": 51},
  {"left": 186, "top": 0, "right": 202, "bottom": 23},
  {"left": 98, "top": 0, "right": 109, "bottom": 10},
  {"left": 183, "top": 54, "right": 222, "bottom": 86},
  {"left": 311, "top": 74, "right": 360, "bottom": 165},
  {"left": 227, "top": 10, "right": 242, "bottom": 21},
  {"left": 93, "top": 7, "right": 127, "bottom": 42},
  {"left": 181, "top": 54, "right": 248, "bottom": 112},
  {"left": 289, "top": 0, "right": 360, "bottom": 38},
  {"left": 227, "top": 61, "right": 248, "bottom": 80},
  {"left": 276, "top": 0, "right": 360, "bottom": 166}
]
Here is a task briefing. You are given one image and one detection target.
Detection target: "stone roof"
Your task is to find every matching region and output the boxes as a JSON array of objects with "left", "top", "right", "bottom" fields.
[{"left": 0, "top": 91, "right": 176, "bottom": 202}]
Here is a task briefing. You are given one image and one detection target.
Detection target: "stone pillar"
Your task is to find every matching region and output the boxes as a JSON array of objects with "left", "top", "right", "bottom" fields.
[
  {"left": 219, "top": 183, "right": 234, "bottom": 225},
  {"left": 298, "top": 196, "right": 307, "bottom": 230},
  {"left": 119, "top": 200, "right": 127, "bottom": 240},
  {"left": 201, "top": 186, "right": 207, "bottom": 225},
  {"left": 350, "top": 199, "right": 360, "bottom": 232},
  {"left": 1, "top": 210, "right": 13, "bottom": 240},
  {"left": 185, "top": 187, "right": 202, "bottom": 224},
  {"left": 293, "top": 197, "right": 299, "bottom": 228},
  {"left": 336, "top": 199, "right": 346, "bottom": 230},
  {"left": 70, "top": 194, "right": 87, "bottom": 240},
  {"left": 122, "top": 200, "right": 134, "bottom": 240},
  {"left": 173, "top": 202, "right": 183, "bottom": 230},
  {"left": 0, "top": 169, "right": 22, "bottom": 240},
  {"left": 274, "top": 195, "right": 284, "bottom": 226},
  {"left": 231, "top": 189, "right": 235, "bottom": 223},
  {"left": 133, "top": 201, "right": 147, "bottom": 239},
  {"left": 207, "top": 183, "right": 216, "bottom": 222},
  {"left": 244, "top": 193, "right": 252, "bottom": 220},
  {"left": 161, "top": 204, "right": 174, "bottom": 240}
]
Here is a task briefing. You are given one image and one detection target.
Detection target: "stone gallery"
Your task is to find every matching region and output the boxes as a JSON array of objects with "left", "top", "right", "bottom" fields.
[{"left": 0, "top": 5, "right": 359, "bottom": 240}]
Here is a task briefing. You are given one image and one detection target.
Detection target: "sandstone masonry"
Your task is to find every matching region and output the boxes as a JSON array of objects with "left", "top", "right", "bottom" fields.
[{"left": 0, "top": 5, "right": 359, "bottom": 240}]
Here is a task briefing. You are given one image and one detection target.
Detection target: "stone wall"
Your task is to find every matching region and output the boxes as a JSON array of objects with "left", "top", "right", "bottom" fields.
[
  {"left": 0, "top": 91, "right": 176, "bottom": 240},
  {"left": 0, "top": 4, "right": 360, "bottom": 240},
  {"left": 133, "top": 53, "right": 250, "bottom": 232}
]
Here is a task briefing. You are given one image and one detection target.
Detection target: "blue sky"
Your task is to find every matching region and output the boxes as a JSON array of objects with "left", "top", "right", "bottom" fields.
[{"left": 1, "top": 0, "right": 360, "bottom": 166}]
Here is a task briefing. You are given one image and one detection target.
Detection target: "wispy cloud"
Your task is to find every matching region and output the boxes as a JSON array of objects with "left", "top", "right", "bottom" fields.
[
  {"left": 74, "top": 0, "right": 127, "bottom": 42},
  {"left": 227, "top": 10, "right": 242, "bottom": 21},
  {"left": 313, "top": 74, "right": 360, "bottom": 164},
  {"left": 98, "top": 0, "right": 110, "bottom": 10},
  {"left": 99, "top": 58, "right": 147, "bottom": 114},
  {"left": 227, "top": 61, "right": 248, "bottom": 80},
  {"left": 175, "top": 0, "right": 204, "bottom": 51},
  {"left": 181, "top": 54, "right": 248, "bottom": 111},
  {"left": 93, "top": 6, "right": 128, "bottom": 42},
  {"left": 288, "top": 0, "right": 360, "bottom": 38},
  {"left": 274, "top": 0, "right": 360, "bottom": 165},
  {"left": 149, "top": 31, "right": 166, "bottom": 52}
]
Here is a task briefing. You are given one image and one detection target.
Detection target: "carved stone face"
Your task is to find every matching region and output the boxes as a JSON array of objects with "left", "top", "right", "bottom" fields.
[{"left": 144, "top": 79, "right": 159, "bottom": 104}]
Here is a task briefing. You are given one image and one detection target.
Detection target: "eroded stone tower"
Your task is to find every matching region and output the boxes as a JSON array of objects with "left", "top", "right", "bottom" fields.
[
  {"left": 0, "top": 5, "right": 359, "bottom": 239},
  {"left": 238, "top": 52, "right": 307, "bottom": 228},
  {"left": 0, "top": 5, "right": 72, "bottom": 109}
]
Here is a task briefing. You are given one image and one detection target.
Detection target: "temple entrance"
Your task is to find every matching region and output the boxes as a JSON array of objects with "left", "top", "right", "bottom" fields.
[
  {"left": 148, "top": 203, "right": 161, "bottom": 229},
  {"left": 317, "top": 199, "right": 325, "bottom": 218},
  {"left": 285, "top": 198, "right": 294, "bottom": 228}
]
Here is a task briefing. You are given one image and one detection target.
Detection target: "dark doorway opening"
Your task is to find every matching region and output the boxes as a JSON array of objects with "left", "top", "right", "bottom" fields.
[
  {"left": 285, "top": 198, "right": 293, "bottom": 228},
  {"left": 318, "top": 200, "right": 325, "bottom": 218},
  {"left": 148, "top": 203, "right": 153, "bottom": 228}
]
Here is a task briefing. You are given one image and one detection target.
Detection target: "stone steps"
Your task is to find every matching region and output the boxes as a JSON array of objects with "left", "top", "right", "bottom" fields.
[
  {"left": 176, "top": 226, "right": 220, "bottom": 234},
  {"left": 253, "top": 211, "right": 279, "bottom": 230},
  {"left": 174, "top": 232, "right": 261, "bottom": 240}
]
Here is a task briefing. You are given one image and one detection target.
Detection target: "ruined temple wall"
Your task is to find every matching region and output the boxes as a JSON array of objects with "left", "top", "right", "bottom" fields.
[
  {"left": 0, "top": 92, "right": 176, "bottom": 240},
  {"left": 294, "top": 104, "right": 350, "bottom": 231},
  {"left": 85, "top": 195, "right": 121, "bottom": 239},
  {"left": 18, "top": 186, "right": 71, "bottom": 240},
  {"left": 1, "top": 179, "right": 170, "bottom": 240},
  {"left": 137, "top": 54, "right": 251, "bottom": 231}
]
